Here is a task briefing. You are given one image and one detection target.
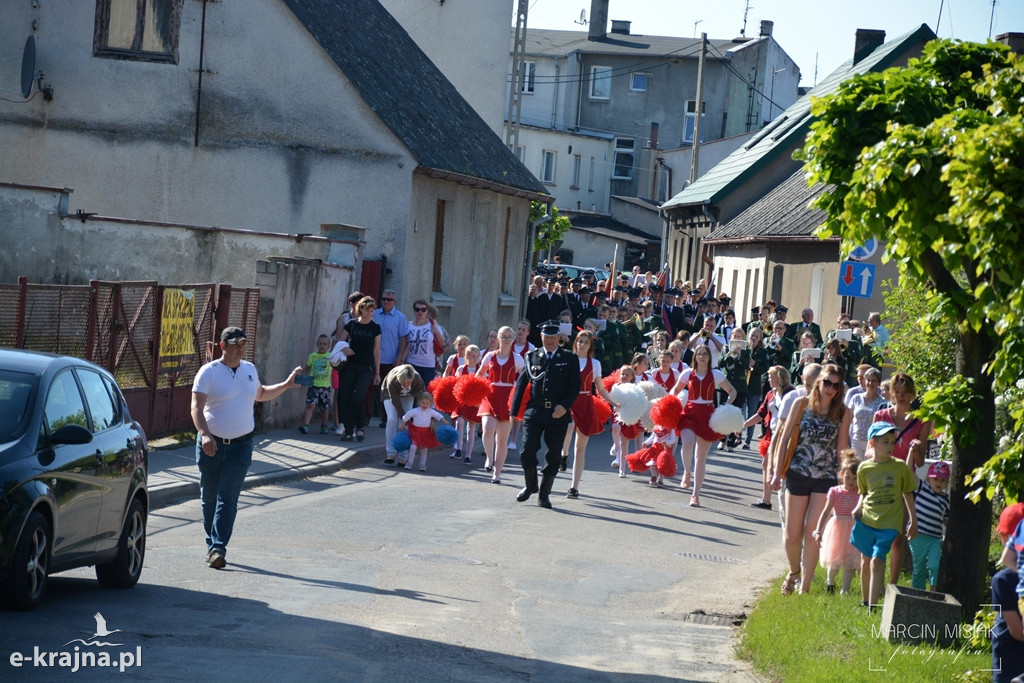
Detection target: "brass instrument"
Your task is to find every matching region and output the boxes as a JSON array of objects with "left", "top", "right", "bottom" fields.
[
  {"left": 861, "top": 328, "right": 878, "bottom": 346},
  {"left": 762, "top": 321, "right": 773, "bottom": 336}
]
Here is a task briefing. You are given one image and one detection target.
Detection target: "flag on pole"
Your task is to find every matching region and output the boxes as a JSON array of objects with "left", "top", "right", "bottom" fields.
[
  {"left": 605, "top": 244, "right": 618, "bottom": 297},
  {"left": 658, "top": 263, "right": 673, "bottom": 337}
]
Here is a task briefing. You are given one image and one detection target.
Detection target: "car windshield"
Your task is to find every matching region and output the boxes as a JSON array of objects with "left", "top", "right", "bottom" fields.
[{"left": 0, "top": 370, "right": 37, "bottom": 443}]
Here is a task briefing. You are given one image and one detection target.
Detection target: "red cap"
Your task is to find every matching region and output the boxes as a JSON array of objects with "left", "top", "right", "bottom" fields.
[{"left": 998, "top": 503, "right": 1024, "bottom": 537}]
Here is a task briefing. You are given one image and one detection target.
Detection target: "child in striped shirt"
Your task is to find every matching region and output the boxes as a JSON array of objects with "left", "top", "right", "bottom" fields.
[{"left": 908, "top": 461, "right": 951, "bottom": 590}]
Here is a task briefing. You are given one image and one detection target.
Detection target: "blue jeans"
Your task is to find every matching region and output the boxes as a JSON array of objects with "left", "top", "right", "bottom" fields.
[
  {"left": 197, "top": 436, "right": 253, "bottom": 555},
  {"left": 908, "top": 532, "right": 942, "bottom": 589}
]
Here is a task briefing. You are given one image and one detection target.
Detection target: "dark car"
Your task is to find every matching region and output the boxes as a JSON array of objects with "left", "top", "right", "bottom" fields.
[{"left": 0, "top": 349, "right": 148, "bottom": 610}]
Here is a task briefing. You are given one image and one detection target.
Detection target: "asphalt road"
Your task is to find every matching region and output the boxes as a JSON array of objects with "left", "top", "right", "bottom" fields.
[{"left": 1, "top": 431, "right": 783, "bottom": 681}]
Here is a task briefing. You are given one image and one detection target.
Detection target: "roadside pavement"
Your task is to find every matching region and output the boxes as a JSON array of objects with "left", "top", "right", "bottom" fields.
[{"left": 148, "top": 424, "right": 387, "bottom": 509}]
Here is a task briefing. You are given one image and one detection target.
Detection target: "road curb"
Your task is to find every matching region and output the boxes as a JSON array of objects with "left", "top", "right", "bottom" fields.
[{"left": 149, "top": 445, "right": 386, "bottom": 510}]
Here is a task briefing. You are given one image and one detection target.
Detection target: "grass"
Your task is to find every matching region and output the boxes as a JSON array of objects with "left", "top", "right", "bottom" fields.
[{"left": 737, "top": 572, "right": 993, "bottom": 683}]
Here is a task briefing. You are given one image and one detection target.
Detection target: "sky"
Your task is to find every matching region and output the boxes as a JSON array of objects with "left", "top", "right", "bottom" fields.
[{"left": 521, "top": 0, "right": 1024, "bottom": 86}]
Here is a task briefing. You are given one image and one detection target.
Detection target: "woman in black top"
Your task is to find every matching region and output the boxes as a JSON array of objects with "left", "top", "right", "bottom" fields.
[{"left": 337, "top": 296, "right": 381, "bottom": 441}]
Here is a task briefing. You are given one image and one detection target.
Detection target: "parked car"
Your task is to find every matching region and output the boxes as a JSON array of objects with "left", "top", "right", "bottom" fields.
[
  {"left": 0, "top": 349, "right": 148, "bottom": 610},
  {"left": 545, "top": 264, "right": 611, "bottom": 283}
]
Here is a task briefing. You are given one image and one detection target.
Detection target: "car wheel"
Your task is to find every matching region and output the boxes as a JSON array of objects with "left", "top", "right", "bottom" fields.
[
  {"left": 3, "top": 511, "right": 50, "bottom": 611},
  {"left": 96, "top": 498, "right": 146, "bottom": 589}
]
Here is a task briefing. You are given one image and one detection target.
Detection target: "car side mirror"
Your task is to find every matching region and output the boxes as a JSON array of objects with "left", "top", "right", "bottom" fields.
[{"left": 50, "top": 423, "right": 93, "bottom": 445}]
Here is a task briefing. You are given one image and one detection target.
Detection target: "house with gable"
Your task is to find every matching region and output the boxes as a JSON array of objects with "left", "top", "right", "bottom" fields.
[
  {"left": 506, "top": 0, "right": 800, "bottom": 269},
  {"left": 0, "top": 0, "right": 546, "bottom": 344},
  {"left": 659, "top": 25, "right": 938, "bottom": 326}
]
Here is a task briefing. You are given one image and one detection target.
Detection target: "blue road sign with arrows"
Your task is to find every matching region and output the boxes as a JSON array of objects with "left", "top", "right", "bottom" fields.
[{"left": 837, "top": 261, "right": 875, "bottom": 298}]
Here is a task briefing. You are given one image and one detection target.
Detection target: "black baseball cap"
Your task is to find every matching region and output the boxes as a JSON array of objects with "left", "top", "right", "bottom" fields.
[{"left": 220, "top": 327, "right": 247, "bottom": 343}]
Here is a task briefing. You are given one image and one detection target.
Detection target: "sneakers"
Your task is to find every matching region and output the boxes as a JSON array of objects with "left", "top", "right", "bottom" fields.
[
  {"left": 298, "top": 425, "right": 309, "bottom": 434},
  {"left": 451, "top": 449, "right": 462, "bottom": 460},
  {"left": 566, "top": 488, "right": 579, "bottom": 499},
  {"left": 463, "top": 453, "right": 472, "bottom": 464},
  {"left": 751, "top": 500, "right": 773, "bottom": 510},
  {"left": 335, "top": 425, "right": 345, "bottom": 436},
  {"left": 320, "top": 426, "right": 329, "bottom": 435},
  {"left": 207, "top": 549, "right": 226, "bottom": 570},
  {"left": 507, "top": 441, "right": 517, "bottom": 450}
]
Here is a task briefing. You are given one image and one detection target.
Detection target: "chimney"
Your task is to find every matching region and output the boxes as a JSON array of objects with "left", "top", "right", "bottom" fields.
[
  {"left": 759, "top": 20, "right": 773, "bottom": 37},
  {"left": 610, "top": 20, "right": 631, "bottom": 35},
  {"left": 853, "top": 29, "right": 886, "bottom": 64},
  {"left": 588, "top": 0, "right": 608, "bottom": 40},
  {"left": 996, "top": 32, "right": 1024, "bottom": 56}
]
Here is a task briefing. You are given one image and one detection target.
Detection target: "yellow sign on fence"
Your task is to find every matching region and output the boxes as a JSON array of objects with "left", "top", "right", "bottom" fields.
[{"left": 159, "top": 289, "right": 195, "bottom": 373}]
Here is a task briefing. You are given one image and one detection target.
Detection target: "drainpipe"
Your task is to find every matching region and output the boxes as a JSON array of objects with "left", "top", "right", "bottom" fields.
[
  {"left": 193, "top": 0, "right": 209, "bottom": 146},
  {"left": 575, "top": 51, "right": 584, "bottom": 131},
  {"left": 701, "top": 203, "right": 716, "bottom": 288},
  {"left": 551, "top": 57, "right": 560, "bottom": 128}
]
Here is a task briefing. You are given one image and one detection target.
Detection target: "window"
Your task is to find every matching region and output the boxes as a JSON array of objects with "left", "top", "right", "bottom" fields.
[
  {"left": 588, "top": 157, "right": 595, "bottom": 192},
  {"left": 630, "top": 73, "right": 648, "bottom": 92},
  {"left": 515, "top": 145, "right": 525, "bottom": 163},
  {"left": 590, "top": 66, "right": 612, "bottom": 100},
  {"left": 683, "top": 100, "right": 706, "bottom": 144},
  {"left": 433, "top": 200, "right": 446, "bottom": 292},
  {"left": 77, "top": 370, "right": 118, "bottom": 432},
  {"left": 44, "top": 371, "right": 89, "bottom": 434},
  {"left": 520, "top": 61, "right": 536, "bottom": 94},
  {"left": 570, "top": 155, "right": 581, "bottom": 189},
  {"left": 94, "top": 0, "right": 181, "bottom": 63},
  {"left": 612, "top": 138, "right": 634, "bottom": 180},
  {"left": 541, "top": 150, "right": 556, "bottom": 184}
]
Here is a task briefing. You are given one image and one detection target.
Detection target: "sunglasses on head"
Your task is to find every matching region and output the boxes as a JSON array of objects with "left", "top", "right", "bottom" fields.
[
  {"left": 225, "top": 338, "right": 246, "bottom": 346},
  {"left": 414, "top": 306, "right": 427, "bottom": 312}
]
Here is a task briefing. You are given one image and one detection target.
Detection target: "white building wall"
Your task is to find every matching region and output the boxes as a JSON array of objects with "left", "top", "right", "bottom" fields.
[
  {"left": 381, "top": 0, "right": 512, "bottom": 135},
  {"left": 515, "top": 128, "right": 612, "bottom": 214}
]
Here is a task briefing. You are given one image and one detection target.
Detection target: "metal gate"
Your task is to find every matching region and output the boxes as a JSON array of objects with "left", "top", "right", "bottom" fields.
[{"left": 0, "top": 277, "right": 259, "bottom": 439}]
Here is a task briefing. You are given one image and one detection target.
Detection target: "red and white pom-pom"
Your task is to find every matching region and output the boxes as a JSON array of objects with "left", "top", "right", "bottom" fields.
[
  {"left": 640, "top": 413, "right": 655, "bottom": 431},
  {"left": 609, "top": 383, "right": 649, "bottom": 425},
  {"left": 655, "top": 449, "right": 677, "bottom": 478},
  {"left": 627, "top": 447, "right": 658, "bottom": 472},
  {"left": 593, "top": 397, "right": 613, "bottom": 425},
  {"left": 602, "top": 369, "right": 620, "bottom": 394},
  {"left": 507, "top": 382, "right": 529, "bottom": 419},
  {"left": 709, "top": 404, "right": 745, "bottom": 436},
  {"left": 650, "top": 394, "right": 683, "bottom": 431},
  {"left": 454, "top": 374, "right": 491, "bottom": 407},
  {"left": 428, "top": 375, "right": 460, "bottom": 413},
  {"left": 637, "top": 380, "right": 667, "bottom": 402}
]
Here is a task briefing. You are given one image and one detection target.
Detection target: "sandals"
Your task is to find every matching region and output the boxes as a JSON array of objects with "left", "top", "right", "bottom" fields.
[
  {"left": 355, "top": 430, "right": 365, "bottom": 442},
  {"left": 781, "top": 571, "right": 800, "bottom": 596}
]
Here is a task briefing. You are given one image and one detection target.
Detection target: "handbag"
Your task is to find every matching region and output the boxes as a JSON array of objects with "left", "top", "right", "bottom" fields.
[{"left": 776, "top": 399, "right": 806, "bottom": 478}]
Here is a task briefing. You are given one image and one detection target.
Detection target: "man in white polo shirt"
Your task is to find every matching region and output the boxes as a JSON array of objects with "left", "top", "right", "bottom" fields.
[{"left": 191, "top": 327, "right": 303, "bottom": 569}]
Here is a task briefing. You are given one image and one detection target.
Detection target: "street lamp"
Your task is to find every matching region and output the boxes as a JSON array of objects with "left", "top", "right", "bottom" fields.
[{"left": 768, "top": 67, "right": 786, "bottom": 122}]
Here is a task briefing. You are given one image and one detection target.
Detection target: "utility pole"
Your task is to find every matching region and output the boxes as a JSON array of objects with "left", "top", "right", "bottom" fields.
[
  {"left": 689, "top": 32, "right": 707, "bottom": 185},
  {"left": 506, "top": 0, "right": 529, "bottom": 151}
]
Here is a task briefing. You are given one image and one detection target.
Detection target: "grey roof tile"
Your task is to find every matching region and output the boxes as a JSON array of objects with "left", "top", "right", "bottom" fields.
[
  {"left": 283, "top": 0, "right": 546, "bottom": 196},
  {"left": 705, "top": 170, "right": 828, "bottom": 242}
]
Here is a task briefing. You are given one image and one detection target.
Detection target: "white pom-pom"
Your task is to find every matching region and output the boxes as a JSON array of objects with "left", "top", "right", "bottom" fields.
[
  {"left": 637, "top": 380, "right": 667, "bottom": 402},
  {"left": 709, "top": 404, "right": 745, "bottom": 435},
  {"left": 610, "top": 384, "right": 650, "bottom": 425}
]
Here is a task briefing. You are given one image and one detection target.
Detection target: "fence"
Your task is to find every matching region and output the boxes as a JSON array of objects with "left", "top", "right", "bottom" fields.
[{"left": 0, "top": 277, "right": 259, "bottom": 438}]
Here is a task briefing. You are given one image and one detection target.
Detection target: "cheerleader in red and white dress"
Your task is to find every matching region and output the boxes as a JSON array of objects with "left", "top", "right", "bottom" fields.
[
  {"left": 652, "top": 351, "right": 679, "bottom": 392},
  {"left": 670, "top": 345, "right": 737, "bottom": 507},
  {"left": 476, "top": 326, "right": 525, "bottom": 484},
  {"left": 612, "top": 366, "right": 645, "bottom": 477},
  {"left": 559, "top": 331, "right": 616, "bottom": 499},
  {"left": 450, "top": 345, "right": 481, "bottom": 464},
  {"left": 508, "top": 320, "right": 535, "bottom": 451},
  {"left": 668, "top": 340, "right": 691, "bottom": 374},
  {"left": 400, "top": 392, "right": 449, "bottom": 471},
  {"left": 631, "top": 352, "right": 653, "bottom": 383},
  {"left": 627, "top": 426, "right": 678, "bottom": 487},
  {"left": 442, "top": 335, "right": 470, "bottom": 378}
]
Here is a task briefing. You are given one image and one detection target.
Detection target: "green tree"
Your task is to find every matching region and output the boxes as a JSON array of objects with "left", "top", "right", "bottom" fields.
[
  {"left": 530, "top": 202, "right": 572, "bottom": 256},
  {"left": 878, "top": 278, "right": 956, "bottom": 386},
  {"left": 798, "top": 40, "right": 1024, "bottom": 614}
]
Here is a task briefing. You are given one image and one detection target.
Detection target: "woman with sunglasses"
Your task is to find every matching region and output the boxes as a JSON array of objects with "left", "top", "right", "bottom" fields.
[
  {"left": 405, "top": 300, "right": 446, "bottom": 385},
  {"left": 476, "top": 326, "right": 525, "bottom": 484},
  {"left": 336, "top": 296, "right": 381, "bottom": 442},
  {"left": 772, "top": 363, "right": 852, "bottom": 595}
]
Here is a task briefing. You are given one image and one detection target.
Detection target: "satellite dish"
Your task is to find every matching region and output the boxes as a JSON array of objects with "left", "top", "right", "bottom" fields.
[
  {"left": 575, "top": 9, "right": 588, "bottom": 25},
  {"left": 21, "top": 35, "right": 35, "bottom": 99}
]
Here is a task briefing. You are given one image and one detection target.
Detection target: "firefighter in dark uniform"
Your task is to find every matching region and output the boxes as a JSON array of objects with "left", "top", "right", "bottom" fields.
[{"left": 511, "top": 320, "right": 581, "bottom": 508}]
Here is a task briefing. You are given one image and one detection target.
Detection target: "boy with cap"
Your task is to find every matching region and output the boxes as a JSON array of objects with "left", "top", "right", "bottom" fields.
[
  {"left": 995, "top": 502, "right": 1024, "bottom": 682},
  {"left": 852, "top": 421, "right": 918, "bottom": 608},
  {"left": 908, "top": 461, "right": 951, "bottom": 590}
]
